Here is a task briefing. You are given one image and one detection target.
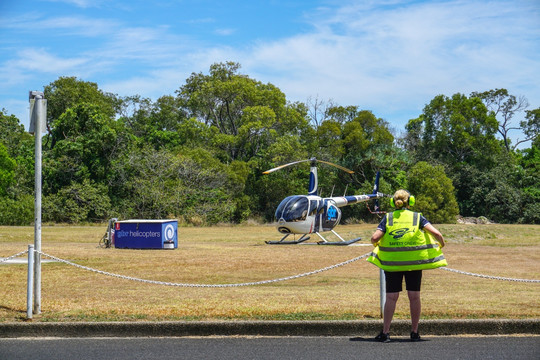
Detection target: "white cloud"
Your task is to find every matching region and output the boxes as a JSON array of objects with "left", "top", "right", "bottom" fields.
[
  {"left": 214, "top": 28, "right": 236, "bottom": 36},
  {"left": 220, "top": 0, "right": 540, "bottom": 122},
  {"left": 41, "top": 0, "right": 103, "bottom": 9},
  {"left": 1, "top": 14, "right": 119, "bottom": 37},
  {"left": 84, "top": 0, "right": 539, "bottom": 128},
  {"left": 1, "top": 0, "right": 538, "bottom": 133},
  {"left": 0, "top": 48, "right": 91, "bottom": 87}
]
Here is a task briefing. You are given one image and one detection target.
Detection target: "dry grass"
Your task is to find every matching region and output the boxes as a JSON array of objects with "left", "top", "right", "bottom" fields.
[{"left": 0, "top": 223, "right": 539, "bottom": 322}]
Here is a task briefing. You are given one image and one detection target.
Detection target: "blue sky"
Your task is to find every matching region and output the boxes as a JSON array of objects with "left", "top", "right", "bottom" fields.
[{"left": 1, "top": 0, "right": 539, "bottom": 144}]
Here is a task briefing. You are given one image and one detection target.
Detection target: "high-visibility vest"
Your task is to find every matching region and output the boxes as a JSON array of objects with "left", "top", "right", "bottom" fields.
[{"left": 367, "top": 210, "right": 447, "bottom": 271}]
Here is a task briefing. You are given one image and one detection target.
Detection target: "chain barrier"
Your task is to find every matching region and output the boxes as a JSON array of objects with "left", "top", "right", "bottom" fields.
[
  {"left": 2, "top": 249, "right": 539, "bottom": 284},
  {"left": 440, "top": 267, "right": 540, "bottom": 283},
  {"left": 36, "top": 250, "right": 372, "bottom": 288},
  {"left": 0, "top": 249, "right": 29, "bottom": 264}
]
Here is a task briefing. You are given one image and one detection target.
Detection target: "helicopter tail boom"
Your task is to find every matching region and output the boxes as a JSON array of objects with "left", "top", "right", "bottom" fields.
[
  {"left": 330, "top": 171, "right": 389, "bottom": 208},
  {"left": 331, "top": 193, "right": 385, "bottom": 207}
]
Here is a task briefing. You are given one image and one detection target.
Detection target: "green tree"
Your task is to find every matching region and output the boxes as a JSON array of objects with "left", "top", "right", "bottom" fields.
[
  {"left": 0, "top": 111, "right": 36, "bottom": 225},
  {"left": 523, "top": 108, "right": 540, "bottom": 148},
  {"left": 416, "top": 93, "right": 500, "bottom": 169},
  {"left": 44, "top": 76, "right": 119, "bottom": 133},
  {"left": 119, "top": 95, "right": 189, "bottom": 150},
  {"left": 407, "top": 162, "right": 459, "bottom": 223},
  {"left": 0, "top": 143, "right": 15, "bottom": 196},
  {"left": 0, "top": 109, "right": 28, "bottom": 156},
  {"left": 177, "top": 62, "right": 308, "bottom": 161},
  {"left": 405, "top": 93, "right": 503, "bottom": 217},
  {"left": 45, "top": 103, "right": 123, "bottom": 192},
  {"left": 341, "top": 110, "right": 394, "bottom": 180},
  {"left": 467, "top": 160, "right": 523, "bottom": 223},
  {"left": 517, "top": 145, "right": 540, "bottom": 224}
]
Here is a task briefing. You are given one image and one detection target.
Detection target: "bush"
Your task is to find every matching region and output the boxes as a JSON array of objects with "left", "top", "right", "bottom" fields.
[
  {"left": 0, "top": 194, "right": 34, "bottom": 225},
  {"left": 43, "top": 180, "right": 111, "bottom": 223},
  {"left": 408, "top": 162, "right": 459, "bottom": 223}
]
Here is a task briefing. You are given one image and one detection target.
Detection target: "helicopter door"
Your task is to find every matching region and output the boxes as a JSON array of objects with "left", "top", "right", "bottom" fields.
[
  {"left": 309, "top": 199, "right": 319, "bottom": 217},
  {"left": 322, "top": 200, "right": 341, "bottom": 231}
]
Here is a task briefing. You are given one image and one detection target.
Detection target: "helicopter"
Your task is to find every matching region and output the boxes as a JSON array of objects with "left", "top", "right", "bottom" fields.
[{"left": 263, "top": 158, "right": 389, "bottom": 245}]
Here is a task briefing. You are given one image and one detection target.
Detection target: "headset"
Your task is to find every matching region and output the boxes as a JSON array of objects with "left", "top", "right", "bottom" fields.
[{"left": 390, "top": 190, "right": 415, "bottom": 208}]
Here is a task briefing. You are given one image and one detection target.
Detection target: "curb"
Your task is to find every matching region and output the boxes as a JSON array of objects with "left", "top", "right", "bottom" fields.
[{"left": 1, "top": 319, "right": 538, "bottom": 338}]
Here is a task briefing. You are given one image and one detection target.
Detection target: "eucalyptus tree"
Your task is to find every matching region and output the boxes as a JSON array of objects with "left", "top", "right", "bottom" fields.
[
  {"left": 471, "top": 88, "right": 531, "bottom": 151},
  {"left": 177, "top": 62, "right": 310, "bottom": 162}
]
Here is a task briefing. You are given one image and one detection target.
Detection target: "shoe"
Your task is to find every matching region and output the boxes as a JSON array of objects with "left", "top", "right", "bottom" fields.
[
  {"left": 410, "top": 331, "right": 421, "bottom": 341},
  {"left": 375, "top": 331, "right": 391, "bottom": 343}
]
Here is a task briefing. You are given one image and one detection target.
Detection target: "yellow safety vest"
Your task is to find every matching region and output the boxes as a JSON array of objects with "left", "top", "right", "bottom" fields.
[{"left": 367, "top": 210, "right": 447, "bottom": 271}]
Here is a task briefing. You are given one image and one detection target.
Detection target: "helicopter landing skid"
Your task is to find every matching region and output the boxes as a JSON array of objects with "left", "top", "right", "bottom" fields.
[
  {"left": 265, "top": 233, "right": 311, "bottom": 245},
  {"left": 315, "top": 230, "right": 362, "bottom": 246}
]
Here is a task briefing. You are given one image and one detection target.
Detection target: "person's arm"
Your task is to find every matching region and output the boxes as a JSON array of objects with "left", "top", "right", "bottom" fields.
[
  {"left": 424, "top": 223, "right": 445, "bottom": 248},
  {"left": 371, "top": 229, "right": 384, "bottom": 246}
]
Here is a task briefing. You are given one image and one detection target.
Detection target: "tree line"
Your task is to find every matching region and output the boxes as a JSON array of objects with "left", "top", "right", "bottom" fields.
[{"left": 0, "top": 62, "right": 538, "bottom": 225}]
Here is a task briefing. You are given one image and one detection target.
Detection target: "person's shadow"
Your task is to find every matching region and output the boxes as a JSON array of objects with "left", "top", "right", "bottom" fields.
[{"left": 349, "top": 337, "right": 429, "bottom": 343}]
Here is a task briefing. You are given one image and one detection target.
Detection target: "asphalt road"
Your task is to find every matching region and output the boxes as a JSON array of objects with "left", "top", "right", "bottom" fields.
[{"left": 1, "top": 335, "right": 538, "bottom": 360}]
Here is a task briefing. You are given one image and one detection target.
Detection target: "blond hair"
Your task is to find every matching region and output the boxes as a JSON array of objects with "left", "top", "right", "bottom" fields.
[{"left": 393, "top": 189, "right": 411, "bottom": 209}]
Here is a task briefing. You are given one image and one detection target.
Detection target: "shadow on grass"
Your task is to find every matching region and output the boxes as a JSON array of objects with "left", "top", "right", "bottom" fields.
[{"left": 0, "top": 305, "right": 25, "bottom": 314}]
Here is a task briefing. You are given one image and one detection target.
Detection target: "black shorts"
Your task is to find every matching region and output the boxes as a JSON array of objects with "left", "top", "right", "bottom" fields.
[{"left": 384, "top": 270, "right": 422, "bottom": 293}]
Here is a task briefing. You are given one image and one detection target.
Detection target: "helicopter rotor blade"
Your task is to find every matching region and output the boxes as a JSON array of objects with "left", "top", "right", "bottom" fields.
[
  {"left": 263, "top": 158, "right": 354, "bottom": 174},
  {"left": 262, "top": 159, "right": 311, "bottom": 174},
  {"left": 316, "top": 160, "right": 354, "bottom": 174}
]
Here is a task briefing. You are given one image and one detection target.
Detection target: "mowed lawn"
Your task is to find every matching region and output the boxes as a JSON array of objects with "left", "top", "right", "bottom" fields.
[{"left": 1, "top": 223, "right": 539, "bottom": 322}]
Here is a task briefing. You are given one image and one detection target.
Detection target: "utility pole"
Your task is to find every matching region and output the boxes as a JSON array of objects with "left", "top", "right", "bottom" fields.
[{"left": 29, "top": 91, "right": 46, "bottom": 314}]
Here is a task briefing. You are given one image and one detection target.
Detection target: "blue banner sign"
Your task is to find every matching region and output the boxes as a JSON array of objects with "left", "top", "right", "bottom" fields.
[{"left": 114, "top": 220, "right": 178, "bottom": 249}]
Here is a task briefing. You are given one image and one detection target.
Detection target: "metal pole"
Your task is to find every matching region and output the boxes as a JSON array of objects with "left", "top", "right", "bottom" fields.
[
  {"left": 27, "top": 245, "right": 34, "bottom": 320},
  {"left": 30, "top": 92, "right": 45, "bottom": 315},
  {"left": 379, "top": 268, "right": 386, "bottom": 318}
]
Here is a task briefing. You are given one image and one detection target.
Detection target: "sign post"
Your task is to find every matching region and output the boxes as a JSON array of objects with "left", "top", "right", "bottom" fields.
[{"left": 29, "top": 90, "right": 47, "bottom": 315}]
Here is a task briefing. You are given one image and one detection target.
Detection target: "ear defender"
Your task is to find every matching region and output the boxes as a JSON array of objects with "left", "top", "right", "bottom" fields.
[{"left": 390, "top": 193, "right": 415, "bottom": 208}]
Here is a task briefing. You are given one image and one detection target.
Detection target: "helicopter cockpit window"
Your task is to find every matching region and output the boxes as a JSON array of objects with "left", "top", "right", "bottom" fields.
[
  {"left": 278, "top": 196, "right": 309, "bottom": 222},
  {"left": 275, "top": 196, "right": 296, "bottom": 220}
]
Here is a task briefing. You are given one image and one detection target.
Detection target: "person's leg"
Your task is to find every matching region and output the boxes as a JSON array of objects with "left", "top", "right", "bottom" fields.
[
  {"left": 404, "top": 270, "right": 422, "bottom": 334},
  {"left": 407, "top": 290, "right": 421, "bottom": 333},
  {"left": 383, "top": 292, "right": 400, "bottom": 333}
]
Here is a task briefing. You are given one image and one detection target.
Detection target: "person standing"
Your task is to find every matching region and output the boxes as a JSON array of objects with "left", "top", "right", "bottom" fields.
[{"left": 367, "top": 189, "right": 446, "bottom": 342}]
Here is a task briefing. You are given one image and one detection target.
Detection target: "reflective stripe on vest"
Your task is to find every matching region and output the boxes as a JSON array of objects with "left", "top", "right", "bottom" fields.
[
  {"left": 370, "top": 253, "right": 446, "bottom": 266},
  {"left": 379, "top": 244, "right": 439, "bottom": 252}
]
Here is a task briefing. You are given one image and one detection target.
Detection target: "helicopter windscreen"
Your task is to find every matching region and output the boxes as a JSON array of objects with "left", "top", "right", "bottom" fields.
[{"left": 275, "top": 195, "right": 310, "bottom": 222}]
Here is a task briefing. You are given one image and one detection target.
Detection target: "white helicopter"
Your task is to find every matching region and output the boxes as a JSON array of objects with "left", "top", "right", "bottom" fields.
[{"left": 263, "top": 158, "right": 388, "bottom": 245}]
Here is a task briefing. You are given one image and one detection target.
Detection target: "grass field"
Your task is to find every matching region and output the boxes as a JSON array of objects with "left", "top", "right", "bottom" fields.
[{"left": 1, "top": 223, "right": 539, "bottom": 322}]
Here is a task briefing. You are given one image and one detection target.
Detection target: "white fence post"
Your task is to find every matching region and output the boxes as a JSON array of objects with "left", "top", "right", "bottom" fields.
[
  {"left": 27, "top": 245, "right": 34, "bottom": 319},
  {"left": 379, "top": 268, "right": 386, "bottom": 318}
]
